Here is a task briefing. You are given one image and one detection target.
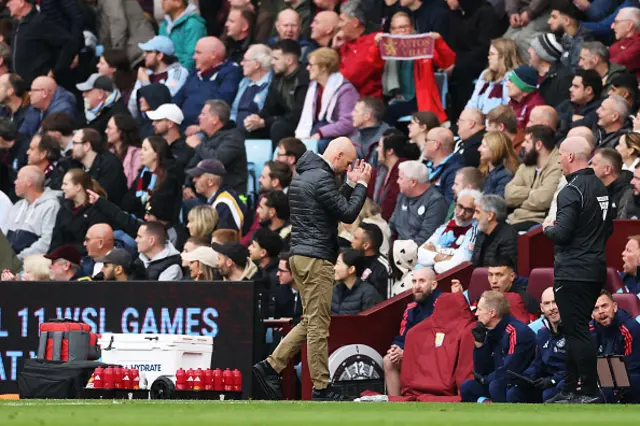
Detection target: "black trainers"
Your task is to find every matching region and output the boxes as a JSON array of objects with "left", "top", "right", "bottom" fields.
[
  {"left": 545, "top": 391, "right": 575, "bottom": 404},
  {"left": 312, "top": 385, "right": 349, "bottom": 401},
  {"left": 252, "top": 360, "right": 283, "bottom": 400}
]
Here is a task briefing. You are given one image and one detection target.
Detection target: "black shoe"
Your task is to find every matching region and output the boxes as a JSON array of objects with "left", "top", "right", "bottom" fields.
[
  {"left": 252, "top": 360, "right": 283, "bottom": 400},
  {"left": 568, "top": 394, "right": 602, "bottom": 404},
  {"left": 312, "top": 385, "right": 349, "bottom": 401},
  {"left": 545, "top": 391, "right": 576, "bottom": 404}
]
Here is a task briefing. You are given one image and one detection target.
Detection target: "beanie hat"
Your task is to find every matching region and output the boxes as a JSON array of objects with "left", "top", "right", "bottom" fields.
[
  {"left": 509, "top": 66, "right": 538, "bottom": 94},
  {"left": 530, "top": 33, "right": 564, "bottom": 63}
]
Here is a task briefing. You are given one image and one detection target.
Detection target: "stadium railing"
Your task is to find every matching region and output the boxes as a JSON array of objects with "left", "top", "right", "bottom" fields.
[{"left": 518, "top": 220, "right": 640, "bottom": 275}]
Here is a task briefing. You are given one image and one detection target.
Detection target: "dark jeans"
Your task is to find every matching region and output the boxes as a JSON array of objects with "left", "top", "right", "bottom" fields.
[{"left": 554, "top": 279, "right": 604, "bottom": 395}]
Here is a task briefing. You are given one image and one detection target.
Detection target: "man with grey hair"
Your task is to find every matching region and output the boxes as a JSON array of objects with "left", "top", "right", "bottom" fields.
[
  {"left": 231, "top": 44, "right": 273, "bottom": 132},
  {"left": 578, "top": 42, "right": 627, "bottom": 94},
  {"left": 389, "top": 160, "right": 448, "bottom": 245},
  {"left": 610, "top": 7, "right": 640, "bottom": 77},
  {"left": 335, "top": 0, "right": 384, "bottom": 98},
  {"left": 424, "top": 127, "right": 463, "bottom": 203},
  {"left": 470, "top": 194, "right": 518, "bottom": 268},
  {"left": 542, "top": 136, "right": 612, "bottom": 404},
  {"left": 595, "top": 94, "right": 632, "bottom": 149},
  {"left": 418, "top": 188, "right": 480, "bottom": 273},
  {"left": 184, "top": 100, "right": 248, "bottom": 196},
  {"left": 5, "top": 165, "right": 61, "bottom": 259}
]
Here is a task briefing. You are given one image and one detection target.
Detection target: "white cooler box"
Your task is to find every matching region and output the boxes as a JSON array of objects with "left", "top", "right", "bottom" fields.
[{"left": 98, "top": 333, "right": 213, "bottom": 389}]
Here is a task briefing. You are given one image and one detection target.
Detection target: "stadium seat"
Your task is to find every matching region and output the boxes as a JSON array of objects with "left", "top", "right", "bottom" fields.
[
  {"left": 434, "top": 72, "right": 448, "bottom": 108},
  {"left": 612, "top": 293, "right": 640, "bottom": 318},
  {"left": 467, "top": 267, "right": 489, "bottom": 303},
  {"left": 527, "top": 268, "right": 555, "bottom": 303},
  {"left": 245, "top": 139, "right": 273, "bottom": 199},
  {"left": 301, "top": 139, "right": 318, "bottom": 153},
  {"left": 607, "top": 267, "right": 626, "bottom": 294}
]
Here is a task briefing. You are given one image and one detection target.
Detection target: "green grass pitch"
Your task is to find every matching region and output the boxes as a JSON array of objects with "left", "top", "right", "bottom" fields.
[{"left": 1, "top": 400, "right": 640, "bottom": 425}]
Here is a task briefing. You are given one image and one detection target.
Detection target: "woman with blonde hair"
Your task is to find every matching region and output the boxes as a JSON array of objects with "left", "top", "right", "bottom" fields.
[
  {"left": 616, "top": 132, "right": 640, "bottom": 172},
  {"left": 465, "top": 38, "right": 524, "bottom": 114},
  {"left": 478, "top": 131, "right": 519, "bottom": 197},
  {"left": 1, "top": 255, "right": 51, "bottom": 281},
  {"left": 295, "top": 47, "right": 359, "bottom": 153},
  {"left": 187, "top": 205, "right": 219, "bottom": 241},
  {"left": 50, "top": 169, "right": 108, "bottom": 253},
  {"left": 339, "top": 198, "right": 391, "bottom": 256},
  {"left": 181, "top": 246, "right": 219, "bottom": 281}
]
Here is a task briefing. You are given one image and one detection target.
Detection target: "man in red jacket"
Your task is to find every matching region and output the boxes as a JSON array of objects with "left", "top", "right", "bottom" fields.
[
  {"left": 610, "top": 8, "right": 640, "bottom": 78},
  {"left": 335, "top": 1, "right": 384, "bottom": 98}
]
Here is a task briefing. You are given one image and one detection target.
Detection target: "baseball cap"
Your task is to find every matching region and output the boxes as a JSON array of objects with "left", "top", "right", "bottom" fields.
[
  {"left": 95, "top": 248, "right": 133, "bottom": 267},
  {"left": 45, "top": 244, "right": 82, "bottom": 266},
  {"left": 181, "top": 246, "right": 219, "bottom": 268},
  {"left": 146, "top": 104, "right": 184, "bottom": 125},
  {"left": 138, "top": 35, "right": 175, "bottom": 56},
  {"left": 211, "top": 242, "right": 249, "bottom": 268},
  {"left": 76, "top": 73, "right": 115, "bottom": 92},
  {"left": 186, "top": 159, "right": 227, "bottom": 177}
]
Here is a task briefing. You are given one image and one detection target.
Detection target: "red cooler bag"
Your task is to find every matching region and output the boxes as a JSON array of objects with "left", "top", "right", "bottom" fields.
[{"left": 37, "top": 319, "right": 100, "bottom": 362}]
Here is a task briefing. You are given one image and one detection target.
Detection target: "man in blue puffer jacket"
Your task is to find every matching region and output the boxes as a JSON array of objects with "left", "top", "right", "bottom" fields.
[
  {"left": 173, "top": 37, "right": 242, "bottom": 129},
  {"left": 590, "top": 290, "right": 640, "bottom": 403}
]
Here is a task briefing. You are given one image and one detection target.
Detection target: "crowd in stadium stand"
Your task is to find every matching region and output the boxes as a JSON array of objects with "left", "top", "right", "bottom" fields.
[{"left": 2, "top": 0, "right": 640, "bottom": 403}]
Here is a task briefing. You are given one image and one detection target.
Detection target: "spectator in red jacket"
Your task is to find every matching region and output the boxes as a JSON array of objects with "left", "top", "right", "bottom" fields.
[
  {"left": 368, "top": 130, "right": 421, "bottom": 221},
  {"left": 506, "top": 65, "right": 546, "bottom": 130},
  {"left": 610, "top": 8, "right": 640, "bottom": 78},
  {"left": 335, "top": 1, "right": 384, "bottom": 98}
]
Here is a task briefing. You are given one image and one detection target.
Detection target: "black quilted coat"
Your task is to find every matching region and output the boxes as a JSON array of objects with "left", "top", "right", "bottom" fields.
[{"left": 288, "top": 151, "right": 367, "bottom": 262}]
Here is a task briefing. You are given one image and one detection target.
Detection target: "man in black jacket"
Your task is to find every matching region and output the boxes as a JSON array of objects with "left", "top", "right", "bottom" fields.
[
  {"left": 253, "top": 137, "right": 371, "bottom": 401},
  {"left": 76, "top": 74, "right": 131, "bottom": 136},
  {"left": 351, "top": 222, "right": 392, "bottom": 300},
  {"left": 543, "top": 136, "right": 613, "bottom": 404},
  {"left": 590, "top": 148, "right": 634, "bottom": 219},
  {"left": 455, "top": 108, "right": 485, "bottom": 168},
  {"left": 249, "top": 227, "right": 284, "bottom": 291},
  {"left": 529, "top": 33, "right": 572, "bottom": 108},
  {"left": 6, "top": 0, "right": 76, "bottom": 86},
  {"left": 556, "top": 69, "right": 603, "bottom": 138},
  {"left": 70, "top": 128, "right": 128, "bottom": 206},
  {"left": 471, "top": 194, "right": 518, "bottom": 269},
  {"left": 149, "top": 103, "right": 194, "bottom": 170},
  {"left": 594, "top": 94, "right": 632, "bottom": 149},
  {"left": 184, "top": 100, "right": 248, "bottom": 195},
  {"left": 244, "top": 39, "right": 309, "bottom": 148}
]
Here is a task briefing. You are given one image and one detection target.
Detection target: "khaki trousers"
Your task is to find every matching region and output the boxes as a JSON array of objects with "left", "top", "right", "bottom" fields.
[{"left": 267, "top": 255, "right": 334, "bottom": 390}]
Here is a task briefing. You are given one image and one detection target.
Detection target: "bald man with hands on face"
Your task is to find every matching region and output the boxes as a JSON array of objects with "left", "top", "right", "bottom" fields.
[
  {"left": 253, "top": 137, "right": 372, "bottom": 402},
  {"left": 542, "top": 136, "right": 613, "bottom": 404}
]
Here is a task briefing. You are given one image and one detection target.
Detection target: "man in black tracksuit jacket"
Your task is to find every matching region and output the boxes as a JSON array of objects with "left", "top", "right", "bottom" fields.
[
  {"left": 543, "top": 136, "right": 613, "bottom": 404},
  {"left": 9, "top": 1, "right": 76, "bottom": 86}
]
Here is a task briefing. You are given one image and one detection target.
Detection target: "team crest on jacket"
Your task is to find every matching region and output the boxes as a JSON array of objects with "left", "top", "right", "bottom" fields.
[
  {"left": 435, "top": 332, "right": 445, "bottom": 347},
  {"left": 556, "top": 337, "right": 565, "bottom": 348}
]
